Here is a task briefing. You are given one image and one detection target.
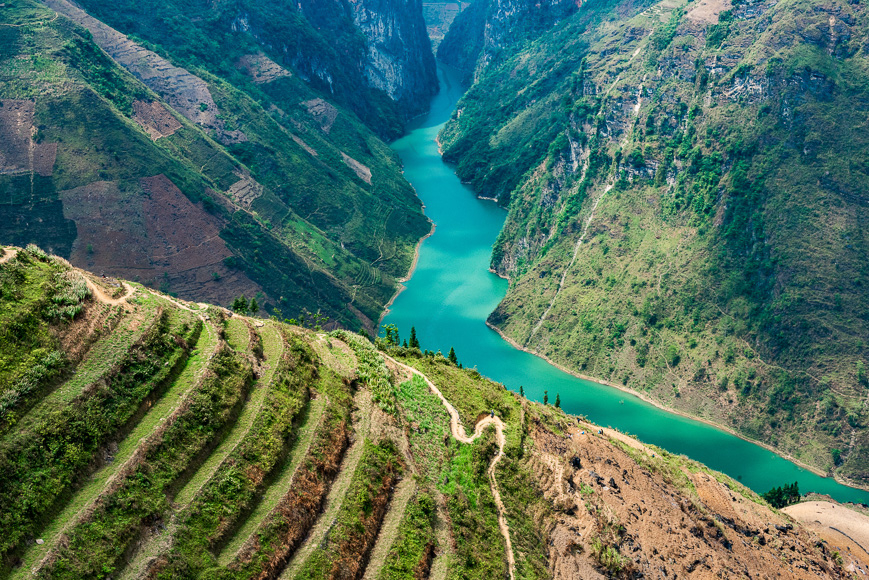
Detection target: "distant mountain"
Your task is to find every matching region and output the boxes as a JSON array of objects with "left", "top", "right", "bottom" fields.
[
  {"left": 439, "top": 0, "right": 869, "bottom": 484},
  {"left": 0, "top": 244, "right": 854, "bottom": 579},
  {"left": 0, "top": 0, "right": 437, "bottom": 331}
]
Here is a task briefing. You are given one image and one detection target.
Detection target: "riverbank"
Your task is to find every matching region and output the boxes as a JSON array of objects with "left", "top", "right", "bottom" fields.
[
  {"left": 483, "top": 320, "right": 869, "bottom": 492},
  {"left": 378, "top": 221, "right": 436, "bottom": 327}
]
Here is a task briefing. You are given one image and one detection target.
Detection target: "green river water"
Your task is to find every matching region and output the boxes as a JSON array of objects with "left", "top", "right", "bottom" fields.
[{"left": 383, "top": 65, "right": 869, "bottom": 504}]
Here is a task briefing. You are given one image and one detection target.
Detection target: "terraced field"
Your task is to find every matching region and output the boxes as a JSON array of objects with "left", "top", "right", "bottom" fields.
[{"left": 0, "top": 246, "right": 858, "bottom": 580}]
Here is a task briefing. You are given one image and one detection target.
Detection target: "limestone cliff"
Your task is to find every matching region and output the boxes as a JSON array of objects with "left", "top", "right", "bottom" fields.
[
  {"left": 439, "top": 0, "right": 869, "bottom": 483},
  {"left": 284, "top": 0, "right": 437, "bottom": 127},
  {"left": 350, "top": 0, "right": 439, "bottom": 118}
]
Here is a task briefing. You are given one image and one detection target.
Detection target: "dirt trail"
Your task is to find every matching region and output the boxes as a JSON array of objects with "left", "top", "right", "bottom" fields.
[
  {"left": 383, "top": 355, "right": 516, "bottom": 580},
  {"left": 83, "top": 275, "right": 134, "bottom": 305},
  {"left": 279, "top": 389, "right": 374, "bottom": 579},
  {"left": 0, "top": 247, "right": 17, "bottom": 264}
]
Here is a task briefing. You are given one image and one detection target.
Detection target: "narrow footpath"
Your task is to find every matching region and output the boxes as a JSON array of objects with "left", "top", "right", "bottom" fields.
[{"left": 383, "top": 355, "right": 516, "bottom": 580}]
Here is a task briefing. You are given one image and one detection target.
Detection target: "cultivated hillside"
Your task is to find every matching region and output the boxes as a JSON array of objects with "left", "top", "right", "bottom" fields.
[
  {"left": 0, "top": 244, "right": 859, "bottom": 579},
  {"left": 0, "top": 0, "right": 433, "bottom": 332},
  {"left": 439, "top": 0, "right": 869, "bottom": 484}
]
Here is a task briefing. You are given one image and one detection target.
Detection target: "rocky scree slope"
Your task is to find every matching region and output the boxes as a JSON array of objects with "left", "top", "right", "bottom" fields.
[
  {"left": 0, "top": 0, "right": 433, "bottom": 331},
  {"left": 0, "top": 244, "right": 858, "bottom": 580},
  {"left": 439, "top": 0, "right": 869, "bottom": 484}
]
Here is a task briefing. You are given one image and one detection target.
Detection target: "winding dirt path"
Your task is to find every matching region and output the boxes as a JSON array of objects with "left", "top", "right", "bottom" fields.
[
  {"left": 383, "top": 355, "right": 516, "bottom": 580},
  {"left": 83, "top": 276, "right": 134, "bottom": 305}
]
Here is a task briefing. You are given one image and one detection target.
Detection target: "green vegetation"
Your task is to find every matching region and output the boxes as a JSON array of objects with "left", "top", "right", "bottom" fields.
[
  {"left": 378, "top": 492, "right": 437, "bottom": 580},
  {"left": 146, "top": 333, "right": 315, "bottom": 579},
  {"left": 0, "top": 307, "right": 196, "bottom": 566},
  {"left": 0, "top": 0, "right": 430, "bottom": 331},
  {"left": 294, "top": 439, "right": 403, "bottom": 579},
  {"left": 439, "top": 0, "right": 869, "bottom": 481},
  {"left": 39, "top": 346, "right": 253, "bottom": 578},
  {"left": 333, "top": 330, "right": 397, "bottom": 414},
  {"left": 763, "top": 481, "right": 801, "bottom": 509}
]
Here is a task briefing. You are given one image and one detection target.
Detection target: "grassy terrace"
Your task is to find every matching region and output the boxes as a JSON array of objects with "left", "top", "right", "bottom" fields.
[
  {"left": 224, "top": 317, "right": 251, "bottom": 353},
  {"left": 36, "top": 342, "right": 253, "bottom": 578},
  {"left": 290, "top": 439, "right": 403, "bottom": 580},
  {"left": 228, "top": 369, "right": 353, "bottom": 580},
  {"left": 139, "top": 329, "right": 316, "bottom": 579},
  {"left": 4, "top": 292, "right": 161, "bottom": 439},
  {"left": 6, "top": 316, "right": 213, "bottom": 578},
  {"left": 216, "top": 395, "right": 327, "bottom": 566}
]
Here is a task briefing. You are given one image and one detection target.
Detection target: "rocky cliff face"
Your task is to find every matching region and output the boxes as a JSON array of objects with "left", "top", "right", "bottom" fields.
[
  {"left": 438, "top": 0, "right": 580, "bottom": 83},
  {"left": 350, "top": 0, "right": 439, "bottom": 117},
  {"left": 283, "top": 0, "right": 437, "bottom": 126}
]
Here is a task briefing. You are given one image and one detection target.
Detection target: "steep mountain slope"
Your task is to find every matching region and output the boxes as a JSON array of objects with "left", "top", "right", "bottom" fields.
[
  {"left": 72, "top": 0, "right": 438, "bottom": 139},
  {"left": 439, "top": 0, "right": 869, "bottom": 484},
  {"left": 0, "top": 244, "right": 857, "bottom": 579},
  {"left": 437, "top": 0, "right": 580, "bottom": 83},
  {"left": 0, "top": 0, "right": 432, "bottom": 331}
]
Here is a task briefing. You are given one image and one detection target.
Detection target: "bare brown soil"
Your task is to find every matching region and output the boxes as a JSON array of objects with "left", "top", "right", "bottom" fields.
[
  {"left": 236, "top": 54, "right": 291, "bottom": 85},
  {"left": 132, "top": 100, "right": 182, "bottom": 140},
  {"left": 59, "top": 176, "right": 263, "bottom": 306},
  {"left": 0, "top": 99, "right": 57, "bottom": 177},
  {"left": 686, "top": 0, "right": 732, "bottom": 23},
  {"left": 785, "top": 501, "right": 869, "bottom": 574},
  {"left": 530, "top": 424, "right": 849, "bottom": 579}
]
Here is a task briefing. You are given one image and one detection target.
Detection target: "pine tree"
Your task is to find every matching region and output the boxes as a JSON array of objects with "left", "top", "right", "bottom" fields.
[
  {"left": 555, "top": 393, "right": 561, "bottom": 408},
  {"left": 409, "top": 326, "right": 420, "bottom": 349},
  {"left": 249, "top": 297, "right": 259, "bottom": 315},
  {"left": 519, "top": 386, "right": 525, "bottom": 397},
  {"left": 232, "top": 295, "right": 248, "bottom": 314},
  {"left": 448, "top": 347, "right": 458, "bottom": 365},
  {"left": 543, "top": 390, "right": 549, "bottom": 405}
]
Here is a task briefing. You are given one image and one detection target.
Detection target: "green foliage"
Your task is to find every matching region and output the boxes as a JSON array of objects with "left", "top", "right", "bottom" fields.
[
  {"left": 761, "top": 481, "right": 800, "bottom": 508},
  {"left": 40, "top": 347, "right": 254, "bottom": 578},
  {"left": 333, "top": 330, "right": 398, "bottom": 415},
  {"left": 408, "top": 326, "right": 420, "bottom": 350},
  {"left": 0, "top": 312, "right": 196, "bottom": 560},
  {"left": 378, "top": 492, "right": 437, "bottom": 580},
  {"left": 232, "top": 295, "right": 249, "bottom": 315},
  {"left": 294, "top": 439, "right": 403, "bottom": 580},
  {"left": 149, "top": 335, "right": 314, "bottom": 578},
  {"left": 650, "top": 8, "right": 685, "bottom": 52}
]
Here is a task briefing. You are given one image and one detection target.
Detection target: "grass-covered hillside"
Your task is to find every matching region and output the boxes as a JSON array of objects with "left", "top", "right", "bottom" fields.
[
  {"left": 0, "top": 245, "right": 855, "bottom": 579},
  {"left": 0, "top": 0, "right": 431, "bottom": 331},
  {"left": 440, "top": 0, "right": 869, "bottom": 484}
]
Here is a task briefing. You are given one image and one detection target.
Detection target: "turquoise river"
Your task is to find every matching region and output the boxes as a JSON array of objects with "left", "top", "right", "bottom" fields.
[{"left": 383, "top": 65, "right": 869, "bottom": 504}]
